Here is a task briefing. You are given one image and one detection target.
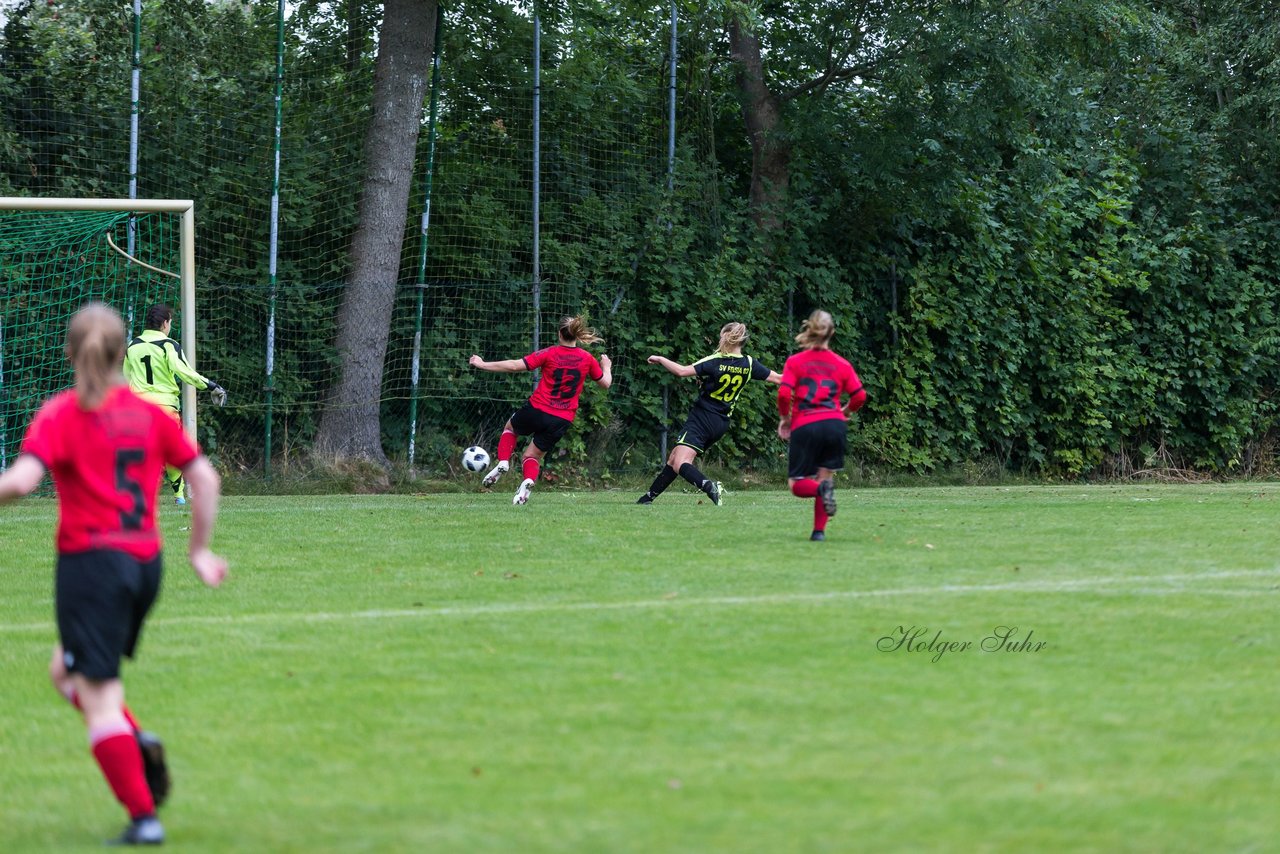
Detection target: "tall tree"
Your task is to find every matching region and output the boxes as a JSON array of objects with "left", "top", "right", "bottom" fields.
[
  {"left": 314, "top": 0, "right": 436, "bottom": 466},
  {"left": 725, "top": 1, "right": 940, "bottom": 233}
]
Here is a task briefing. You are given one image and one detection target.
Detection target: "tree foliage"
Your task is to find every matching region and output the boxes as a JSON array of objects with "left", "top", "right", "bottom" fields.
[{"left": 1, "top": 0, "right": 1276, "bottom": 478}]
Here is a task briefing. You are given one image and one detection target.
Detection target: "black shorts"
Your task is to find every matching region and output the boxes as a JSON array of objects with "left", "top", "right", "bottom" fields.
[
  {"left": 56, "top": 550, "right": 163, "bottom": 681},
  {"left": 674, "top": 407, "right": 730, "bottom": 454},
  {"left": 511, "top": 403, "right": 573, "bottom": 453},
  {"left": 787, "top": 419, "right": 848, "bottom": 479}
]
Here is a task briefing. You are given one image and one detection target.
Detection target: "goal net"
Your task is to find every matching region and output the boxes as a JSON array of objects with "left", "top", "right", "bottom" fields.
[{"left": 0, "top": 198, "right": 197, "bottom": 472}]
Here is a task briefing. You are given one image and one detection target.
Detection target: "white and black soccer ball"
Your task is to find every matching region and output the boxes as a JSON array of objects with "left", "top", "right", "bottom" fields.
[{"left": 462, "top": 446, "right": 490, "bottom": 472}]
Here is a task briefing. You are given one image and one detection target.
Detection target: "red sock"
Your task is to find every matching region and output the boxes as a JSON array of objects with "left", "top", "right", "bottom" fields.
[
  {"left": 791, "top": 479, "right": 819, "bottom": 498},
  {"left": 814, "top": 497, "right": 829, "bottom": 533},
  {"left": 497, "top": 430, "right": 517, "bottom": 463},
  {"left": 522, "top": 457, "right": 541, "bottom": 482},
  {"left": 65, "top": 690, "right": 141, "bottom": 731},
  {"left": 90, "top": 724, "right": 155, "bottom": 819}
]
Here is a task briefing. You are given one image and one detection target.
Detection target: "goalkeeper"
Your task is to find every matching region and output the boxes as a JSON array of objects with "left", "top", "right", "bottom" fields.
[{"left": 124, "top": 304, "right": 226, "bottom": 504}]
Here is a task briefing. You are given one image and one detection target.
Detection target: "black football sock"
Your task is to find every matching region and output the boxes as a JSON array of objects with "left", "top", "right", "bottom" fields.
[
  {"left": 644, "top": 465, "right": 679, "bottom": 500},
  {"left": 678, "top": 462, "right": 713, "bottom": 495}
]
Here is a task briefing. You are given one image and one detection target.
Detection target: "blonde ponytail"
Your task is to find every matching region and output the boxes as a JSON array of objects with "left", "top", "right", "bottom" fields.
[
  {"left": 65, "top": 303, "right": 126, "bottom": 408},
  {"left": 558, "top": 314, "right": 603, "bottom": 346},
  {"left": 717, "top": 322, "right": 749, "bottom": 353},
  {"left": 795, "top": 310, "right": 835, "bottom": 350}
]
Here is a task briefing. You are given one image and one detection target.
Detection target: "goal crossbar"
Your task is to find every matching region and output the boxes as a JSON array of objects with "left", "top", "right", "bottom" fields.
[{"left": 0, "top": 198, "right": 199, "bottom": 438}]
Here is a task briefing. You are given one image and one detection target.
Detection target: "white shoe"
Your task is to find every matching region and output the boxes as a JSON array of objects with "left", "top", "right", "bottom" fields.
[
  {"left": 482, "top": 460, "right": 510, "bottom": 488},
  {"left": 513, "top": 478, "right": 535, "bottom": 505}
]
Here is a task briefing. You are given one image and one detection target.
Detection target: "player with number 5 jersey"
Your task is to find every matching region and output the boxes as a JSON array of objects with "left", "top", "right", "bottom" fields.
[
  {"left": 468, "top": 315, "right": 612, "bottom": 505},
  {"left": 637, "top": 322, "right": 781, "bottom": 506},
  {"left": 777, "top": 310, "right": 866, "bottom": 541},
  {"left": 0, "top": 303, "right": 227, "bottom": 846}
]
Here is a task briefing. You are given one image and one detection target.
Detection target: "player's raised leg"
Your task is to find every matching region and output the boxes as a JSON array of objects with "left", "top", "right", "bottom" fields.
[
  {"left": 49, "top": 644, "right": 169, "bottom": 807},
  {"left": 483, "top": 422, "right": 517, "bottom": 487},
  {"left": 77, "top": 676, "right": 163, "bottom": 844},
  {"left": 818, "top": 474, "right": 837, "bottom": 517}
]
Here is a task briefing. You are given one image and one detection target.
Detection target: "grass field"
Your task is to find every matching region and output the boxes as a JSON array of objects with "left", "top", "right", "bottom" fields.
[{"left": 1, "top": 483, "right": 1278, "bottom": 852}]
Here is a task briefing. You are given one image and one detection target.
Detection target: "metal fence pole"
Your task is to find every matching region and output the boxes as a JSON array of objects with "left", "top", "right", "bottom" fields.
[
  {"left": 660, "top": 3, "right": 678, "bottom": 462},
  {"left": 264, "top": 0, "right": 285, "bottom": 478},
  {"left": 409, "top": 6, "right": 444, "bottom": 469},
  {"left": 532, "top": 14, "right": 542, "bottom": 353},
  {"left": 126, "top": 0, "right": 142, "bottom": 330}
]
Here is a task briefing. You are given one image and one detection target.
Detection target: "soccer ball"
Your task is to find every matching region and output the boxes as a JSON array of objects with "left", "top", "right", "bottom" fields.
[{"left": 462, "top": 446, "right": 490, "bottom": 472}]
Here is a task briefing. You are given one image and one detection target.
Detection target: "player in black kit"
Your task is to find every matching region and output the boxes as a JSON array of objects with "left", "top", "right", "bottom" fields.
[{"left": 638, "top": 322, "right": 781, "bottom": 506}]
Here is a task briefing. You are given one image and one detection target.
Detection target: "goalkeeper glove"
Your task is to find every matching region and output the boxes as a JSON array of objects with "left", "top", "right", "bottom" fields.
[{"left": 208, "top": 383, "right": 228, "bottom": 407}]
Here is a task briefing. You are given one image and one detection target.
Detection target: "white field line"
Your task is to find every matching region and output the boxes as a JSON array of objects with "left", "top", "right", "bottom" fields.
[{"left": 0, "top": 568, "right": 1276, "bottom": 635}]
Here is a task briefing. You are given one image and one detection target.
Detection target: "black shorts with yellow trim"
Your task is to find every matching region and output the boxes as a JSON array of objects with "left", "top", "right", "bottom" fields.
[
  {"left": 674, "top": 407, "right": 730, "bottom": 454},
  {"left": 787, "top": 418, "right": 848, "bottom": 479},
  {"left": 56, "top": 549, "right": 163, "bottom": 680}
]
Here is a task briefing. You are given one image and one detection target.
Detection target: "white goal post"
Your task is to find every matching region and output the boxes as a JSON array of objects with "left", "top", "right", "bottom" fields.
[{"left": 0, "top": 197, "right": 199, "bottom": 437}]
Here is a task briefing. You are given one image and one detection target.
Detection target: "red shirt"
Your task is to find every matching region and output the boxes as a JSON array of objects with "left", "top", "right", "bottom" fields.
[
  {"left": 20, "top": 386, "right": 199, "bottom": 560},
  {"left": 778, "top": 349, "right": 865, "bottom": 430},
  {"left": 523, "top": 345, "right": 604, "bottom": 421}
]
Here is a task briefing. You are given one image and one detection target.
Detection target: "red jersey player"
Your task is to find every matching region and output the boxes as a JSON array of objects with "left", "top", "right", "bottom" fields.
[
  {"left": 777, "top": 310, "right": 867, "bottom": 541},
  {"left": 468, "top": 314, "right": 613, "bottom": 504},
  {"left": 0, "top": 303, "right": 227, "bottom": 846}
]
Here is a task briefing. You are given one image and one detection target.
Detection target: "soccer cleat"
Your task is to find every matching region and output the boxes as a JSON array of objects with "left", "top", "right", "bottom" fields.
[
  {"left": 818, "top": 479, "right": 837, "bottom": 517},
  {"left": 706, "top": 481, "right": 723, "bottom": 506},
  {"left": 513, "top": 478, "right": 535, "bottom": 506},
  {"left": 136, "top": 731, "right": 171, "bottom": 808},
  {"left": 636, "top": 494, "right": 654, "bottom": 505},
  {"left": 174, "top": 496, "right": 187, "bottom": 506},
  {"left": 108, "top": 815, "right": 164, "bottom": 846},
  {"left": 810, "top": 530, "right": 826, "bottom": 542},
  {"left": 482, "top": 460, "right": 510, "bottom": 488}
]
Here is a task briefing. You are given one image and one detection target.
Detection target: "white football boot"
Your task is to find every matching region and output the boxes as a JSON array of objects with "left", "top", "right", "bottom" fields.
[
  {"left": 482, "top": 460, "right": 509, "bottom": 487},
  {"left": 513, "top": 478, "right": 535, "bottom": 505}
]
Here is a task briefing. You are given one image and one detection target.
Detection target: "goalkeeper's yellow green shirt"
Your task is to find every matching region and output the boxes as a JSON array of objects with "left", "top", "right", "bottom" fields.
[{"left": 123, "top": 329, "right": 214, "bottom": 410}]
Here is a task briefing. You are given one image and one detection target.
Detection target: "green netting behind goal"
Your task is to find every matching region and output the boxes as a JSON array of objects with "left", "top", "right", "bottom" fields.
[
  {"left": 0, "top": 208, "right": 185, "bottom": 470},
  {"left": 1, "top": 1, "right": 681, "bottom": 480}
]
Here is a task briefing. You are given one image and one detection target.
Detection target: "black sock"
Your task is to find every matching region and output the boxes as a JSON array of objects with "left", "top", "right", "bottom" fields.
[
  {"left": 679, "top": 462, "right": 711, "bottom": 494},
  {"left": 645, "top": 465, "right": 679, "bottom": 500}
]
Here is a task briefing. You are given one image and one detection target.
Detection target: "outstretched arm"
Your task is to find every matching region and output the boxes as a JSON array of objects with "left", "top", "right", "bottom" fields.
[
  {"left": 469, "top": 354, "right": 528, "bottom": 373},
  {"left": 166, "top": 341, "right": 214, "bottom": 390},
  {"left": 646, "top": 355, "right": 696, "bottom": 378},
  {"left": 0, "top": 455, "right": 46, "bottom": 504},
  {"left": 766, "top": 370, "right": 783, "bottom": 385},
  {"left": 166, "top": 341, "right": 226, "bottom": 404},
  {"left": 597, "top": 355, "right": 613, "bottom": 390}
]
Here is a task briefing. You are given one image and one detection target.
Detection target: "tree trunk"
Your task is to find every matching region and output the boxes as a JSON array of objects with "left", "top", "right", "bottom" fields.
[
  {"left": 314, "top": 0, "right": 436, "bottom": 467},
  {"left": 728, "top": 13, "right": 790, "bottom": 233}
]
